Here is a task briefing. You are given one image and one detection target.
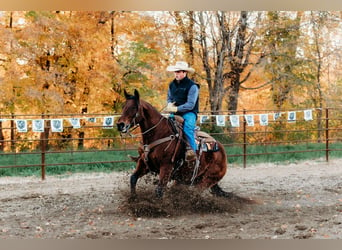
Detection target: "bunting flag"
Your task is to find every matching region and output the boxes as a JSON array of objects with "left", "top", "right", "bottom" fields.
[
  {"left": 51, "top": 119, "right": 63, "bottom": 132},
  {"left": 32, "top": 119, "right": 45, "bottom": 132},
  {"left": 244, "top": 114, "right": 255, "bottom": 126},
  {"left": 5, "top": 109, "right": 317, "bottom": 133},
  {"left": 69, "top": 118, "right": 81, "bottom": 129},
  {"left": 304, "top": 109, "right": 313, "bottom": 121},
  {"left": 216, "top": 115, "right": 226, "bottom": 126},
  {"left": 87, "top": 117, "right": 97, "bottom": 123},
  {"left": 288, "top": 111, "right": 296, "bottom": 122},
  {"left": 200, "top": 115, "right": 210, "bottom": 124},
  {"left": 102, "top": 116, "right": 114, "bottom": 128},
  {"left": 16, "top": 120, "right": 28, "bottom": 132},
  {"left": 259, "top": 114, "right": 269, "bottom": 126},
  {"left": 273, "top": 112, "right": 281, "bottom": 121},
  {"left": 229, "top": 115, "right": 240, "bottom": 127}
]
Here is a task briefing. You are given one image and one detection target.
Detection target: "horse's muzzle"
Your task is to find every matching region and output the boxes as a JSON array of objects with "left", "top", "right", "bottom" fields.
[{"left": 116, "top": 122, "right": 130, "bottom": 133}]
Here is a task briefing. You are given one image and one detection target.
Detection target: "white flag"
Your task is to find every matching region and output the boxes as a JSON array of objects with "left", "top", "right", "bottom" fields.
[
  {"left": 244, "top": 115, "right": 255, "bottom": 126},
  {"left": 87, "top": 117, "right": 97, "bottom": 123},
  {"left": 16, "top": 120, "right": 27, "bottom": 133},
  {"left": 200, "top": 115, "right": 210, "bottom": 124},
  {"left": 51, "top": 119, "right": 63, "bottom": 132},
  {"left": 216, "top": 115, "right": 226, "bottom": 127},
  {"left": 32, "top": 119, "right": 45, "bottom": 132},
  {"left": 273, "top": 112, "right": 281, "bottom": 121},
  {"left": 69, "top": 118, "right": 81, "bottom": 128},
  {"left": 288, "top": 111, "right": 296, "bottom": 122},
  {"left": 229, "top": 115, "right": 240, "bottom": 127},
  {"left": 103, "top": 116, "right": 114, "bottom": 128},
  {"left": 304, "top": 109, "right": 313, "bottom": 121},
  {"left": 259, "top": 114, "right": 269, "bottom": 126}
]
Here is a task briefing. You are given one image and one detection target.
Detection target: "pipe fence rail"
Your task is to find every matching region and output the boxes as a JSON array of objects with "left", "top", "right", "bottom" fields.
[{"left": 0, "top": 107, "right": 341, "bottom": 180}]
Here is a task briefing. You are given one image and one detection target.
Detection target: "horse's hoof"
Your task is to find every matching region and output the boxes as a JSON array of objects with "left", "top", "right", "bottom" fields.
[
  {"left": 155, "top": 187, "right": 163, "bottom": 199},
  {"left": 128, "top": 194, "right": 137, "bottom": 202}
]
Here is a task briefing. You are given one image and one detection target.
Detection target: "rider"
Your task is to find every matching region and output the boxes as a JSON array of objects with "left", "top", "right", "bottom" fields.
[{"left": 164, "top": 61, "right": 199, "bottom": 161}]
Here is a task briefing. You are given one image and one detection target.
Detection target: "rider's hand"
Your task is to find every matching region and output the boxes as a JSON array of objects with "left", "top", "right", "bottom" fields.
[{"left": 164, "top": 102, "right": 177, "bottom": 113}]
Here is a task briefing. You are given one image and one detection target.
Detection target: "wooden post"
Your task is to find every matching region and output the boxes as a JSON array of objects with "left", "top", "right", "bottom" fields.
[
  {"left": 243, "top": 109, "right": 247, "bottom": 168},
  {"left": 325, "top": 108, "right": 329, "bottom": 162}
]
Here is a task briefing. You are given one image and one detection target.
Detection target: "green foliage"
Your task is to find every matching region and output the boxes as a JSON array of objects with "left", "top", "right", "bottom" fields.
[{"left": 119, "top": 41, "right": 158, "bottom": 84}]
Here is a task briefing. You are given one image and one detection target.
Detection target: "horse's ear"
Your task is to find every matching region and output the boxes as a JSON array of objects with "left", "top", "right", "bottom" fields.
[
  {"left": 124, "top": 89, "right": 130, "bottom": 99},
  {"left": 134, "top": 89, "right": 140, "bottom": 104}
]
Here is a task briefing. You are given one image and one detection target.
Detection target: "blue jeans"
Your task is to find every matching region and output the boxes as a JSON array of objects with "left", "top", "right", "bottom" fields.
[{"left": 181, "top": 112, "right": 197, "bottom": 151}]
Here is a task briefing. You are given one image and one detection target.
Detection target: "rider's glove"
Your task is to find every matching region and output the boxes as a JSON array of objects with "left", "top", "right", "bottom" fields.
[{"left": 164, "top": 102, "right": 178, "bottom": 113}]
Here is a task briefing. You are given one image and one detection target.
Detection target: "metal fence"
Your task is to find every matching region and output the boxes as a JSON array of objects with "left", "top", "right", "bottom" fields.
[{"left": 0, "top": 107, "right": 341, "bottom": 180}]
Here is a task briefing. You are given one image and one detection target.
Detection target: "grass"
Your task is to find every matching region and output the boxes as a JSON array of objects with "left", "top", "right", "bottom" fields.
[
  {"left": 0, "top": 149, "right": 137, "bottom": 177},
  {"left": 0, "top": 143, "right": 341, "bottom": 177},
  {"left": 225, "top": 142, "right": 342, "bottom": 165}
]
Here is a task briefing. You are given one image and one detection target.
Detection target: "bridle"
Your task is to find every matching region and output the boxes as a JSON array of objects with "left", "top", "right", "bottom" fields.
[
  {"left": 119, "top": 103, "right": 182, "bottom": 164},
  {"left": 119, "top": 104, "right": 166, "bottom": 138}
]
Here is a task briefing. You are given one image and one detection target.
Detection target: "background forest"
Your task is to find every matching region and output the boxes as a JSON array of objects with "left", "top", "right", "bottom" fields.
[{"left": 0, "top": 11, "right": 341, "bottom": 151}]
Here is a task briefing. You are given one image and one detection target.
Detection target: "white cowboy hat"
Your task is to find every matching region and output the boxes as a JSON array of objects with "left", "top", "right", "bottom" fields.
[{"left": 166, "top": 61, "right": 195, "bottom": 73}]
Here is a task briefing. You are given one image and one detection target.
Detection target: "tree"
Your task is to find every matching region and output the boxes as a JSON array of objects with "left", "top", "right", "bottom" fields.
[
  {"left": 298, "top": 11, "right": 341, "bottom": 141},
  {"left": 263, "top": 11, "right": 303, "bottom": 109},
  {"left": 195, "top": 11, "right": 264, "bottom": 114}
]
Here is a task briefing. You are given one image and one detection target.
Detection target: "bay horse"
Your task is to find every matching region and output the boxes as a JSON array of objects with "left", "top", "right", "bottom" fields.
[{"left": 116, "top": 89, "right": 232, "bottom": 199}]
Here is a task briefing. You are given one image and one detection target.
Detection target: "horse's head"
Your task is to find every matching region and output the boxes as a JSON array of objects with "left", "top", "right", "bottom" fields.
[{"left": 116, "top": 89, "right": 141, "bottom": 133}]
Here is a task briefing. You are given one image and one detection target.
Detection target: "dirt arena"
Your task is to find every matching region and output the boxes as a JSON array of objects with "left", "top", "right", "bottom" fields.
[{"left": 0, "top": 158, "right": 341, "bottom": 239}]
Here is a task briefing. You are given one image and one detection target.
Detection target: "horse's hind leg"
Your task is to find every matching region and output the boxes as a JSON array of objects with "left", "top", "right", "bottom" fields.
[{"left": 210, "top": 184, "right": 233, "bottom": 198}]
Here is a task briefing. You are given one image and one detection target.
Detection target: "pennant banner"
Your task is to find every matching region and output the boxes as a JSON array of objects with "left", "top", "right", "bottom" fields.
[
  {"left": 259, "top": 114, "right": 269, "bottom": 126},
  {"left": 32, "top": 119, "right": 45, "bottom": 132},
  {"left": 288, "top": 111, "right": 296, "bottom": 122},
  {"left": 8, "top": 109, "right": 315, "bottom": 133},
  {"left": 16, "top": 120, "right": 28, "bottom": 133},
  {"left": 304, "top": 109, "right": 313, "bottom": 121},
  {"left": 103, "top": 116, "right": 114, "bottom": 128},
  {"left": 244, "top": 114, "right": 254, "bottom": 126},
  {"left": 216, "top": 115, "right": 226, "bottom": 127},
  {"left": 51, "top": 119, "right": 63, "bottom": 132},
  {"left": 229, "top": 115, "right": 240, "bottom": 127},
  {"left": 69, "top": 118, "right": 81, "bottom": 129}
]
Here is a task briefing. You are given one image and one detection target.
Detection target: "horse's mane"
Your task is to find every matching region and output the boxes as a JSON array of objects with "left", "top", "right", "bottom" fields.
[{"left": 139, "top": 99, "right": 164, "bottom": 121}]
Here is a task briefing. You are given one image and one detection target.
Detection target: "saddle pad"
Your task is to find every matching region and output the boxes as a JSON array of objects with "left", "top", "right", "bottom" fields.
[
  {"left": 196, "top": 131, "right": 216, "bottom": 143},
  {"left": 196, "top": 131, "right": 219, "bottom": 152}
]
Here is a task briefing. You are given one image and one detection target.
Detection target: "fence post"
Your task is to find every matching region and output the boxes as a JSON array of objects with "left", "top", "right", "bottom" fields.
[
  {"left": 243, "top": 109, "right": 247, "bottom": 168},
  {"left": 41, "top": 116, "right": 47, "bottom": 180},
  {"left": 325, "top": 108, "right": 329, "bottom": 162}
]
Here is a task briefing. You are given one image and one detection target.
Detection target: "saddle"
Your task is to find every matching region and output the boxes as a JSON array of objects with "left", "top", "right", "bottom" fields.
[
  {"left": 170, "top": 115, "right": 220, "bottom": 184},
  {"left": 171, "top": 115, "right": 219, "bottom": 153}
]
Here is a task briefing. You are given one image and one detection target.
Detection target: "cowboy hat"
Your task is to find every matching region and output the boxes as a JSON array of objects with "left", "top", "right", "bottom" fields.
[{"left": 166, "top": 61, "right": 195, "bottom": 73}]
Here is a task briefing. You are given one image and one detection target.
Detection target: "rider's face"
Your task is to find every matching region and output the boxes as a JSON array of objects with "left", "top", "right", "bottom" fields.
[{"left": 174, "top": 70, "right": 187, "bottom": 81}]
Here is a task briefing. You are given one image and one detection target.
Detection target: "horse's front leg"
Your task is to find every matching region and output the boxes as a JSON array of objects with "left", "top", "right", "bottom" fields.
[
  {"left": 130, "top": 158, "right": 149, "bottom": 200},
  {"left": 155, "top": 164, "right": 173, "bottom": 199}
]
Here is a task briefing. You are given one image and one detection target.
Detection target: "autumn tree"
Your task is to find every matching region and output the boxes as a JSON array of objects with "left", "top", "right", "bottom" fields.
[
  {"left": 296, "top": 11, "right": 341, "bottom": 141},
  {"left": 172, "top": 11, "right": 265, "bottom": 115},
  {"left": 262, "top": 11, "right": 304, "bottom": 109}
]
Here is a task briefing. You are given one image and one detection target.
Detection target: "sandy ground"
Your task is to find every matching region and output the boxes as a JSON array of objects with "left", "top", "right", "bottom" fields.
[{"left": 0, "top": 158, "right": 341, "bottom": 239}]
